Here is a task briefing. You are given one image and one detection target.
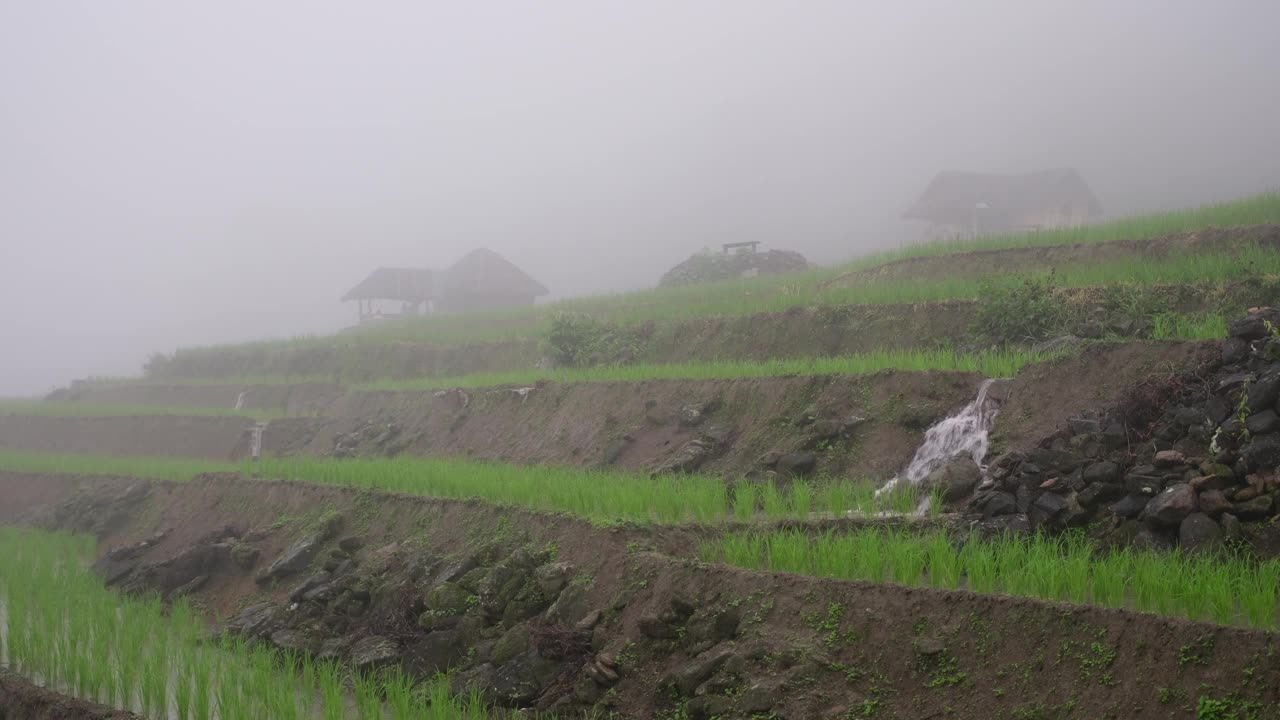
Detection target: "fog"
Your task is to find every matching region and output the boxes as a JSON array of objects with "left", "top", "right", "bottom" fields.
[{"left": 3, "top": 1, "right": 1279, "bottom": 395}]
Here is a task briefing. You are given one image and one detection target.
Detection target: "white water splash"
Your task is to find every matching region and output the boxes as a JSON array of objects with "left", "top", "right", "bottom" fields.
[
  {"left": 879, "top": 378, "right": 1003, "bottom": 498},
  {"left": 234, "top": 390, "right": 247, "bottom": 411},
  {"left": 249, "top": 422, "right": 268, "bottom": 459}
]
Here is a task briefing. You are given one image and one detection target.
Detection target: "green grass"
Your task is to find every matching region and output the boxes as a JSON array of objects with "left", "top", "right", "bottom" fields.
[
  {"left": 0, "top": 398, "right": 277, "bottom": 421},
  {"left": 0, "top": 449, "right": 936, "bottom": 525},
  {"left": 700, "top": 528, "right": 1280, "bottom": 630},
  {"left": 1151, "top": 313, "right": 1230, "bottom": 341},
  {"left": 146, "top": 191, "right": 1280, "bottom": 369},
  {"left": 356, "top": 347, "right": 1050, "bottom": 391},
  {"left": 0, "top": 449, "right": 236, "bottom": 481},
  {"left": 0, "top": 526, "right": 493, "bottom": 719}
]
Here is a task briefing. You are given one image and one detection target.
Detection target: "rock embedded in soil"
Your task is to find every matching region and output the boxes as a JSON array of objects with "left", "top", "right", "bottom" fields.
[
  {"left": 1141, "top": 484, "right": 1198, "bottom": 527},
  {"left": 1231, "top": 494, "right": 1275, "bottom": 520},
  {"left": 664, "top": 642, "right": 737, "bottom": 696},
  {"left": 1241, "top": 437, "right": 1280, "bottom": 471},
  {"left": 776, "top": 451, "right": 817, "bottom": 478},
  {"left": 349, "top": 635, "right": 400, "bottom": 672},
  {"left": 1178, "top": 513, "right": 1223, "bottom": 553},
  {"left": 1197, "top": 489, "right": 1232, "bottom": 517},
  {"left": 1076, "top": 481, "right": 1124, "bottom": 509},
  {"left": 1081, "top": 460, "right": 1120, "bottom": 485},
  {"left": 256, "top": 534, "right": 322, "bottom": 584},
  {"left": 424, "top": 581, "right": 473, "bottom": 615}
]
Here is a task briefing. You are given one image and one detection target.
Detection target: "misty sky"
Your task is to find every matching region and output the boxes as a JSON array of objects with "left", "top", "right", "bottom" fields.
[{"left": 3, "top": 1, "right": 1280, "bottom": 395}]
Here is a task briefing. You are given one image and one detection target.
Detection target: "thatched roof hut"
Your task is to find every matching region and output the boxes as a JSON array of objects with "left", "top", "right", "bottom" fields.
[
  {"left": 340, "top": 267, "right": 438, "bottom": 303},
  {"left": 905, "top": 168, "right": 1102, "bottom": 234}
]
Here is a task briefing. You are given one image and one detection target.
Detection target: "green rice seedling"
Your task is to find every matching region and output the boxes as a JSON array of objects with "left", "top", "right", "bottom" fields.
[
  {"left": 354, "top": 669, "right": 383, "bottom": 720},
  {"left": 851, "top": 528, "right": 886, "bottom": 583},
  {"left": 1241, "top": 559, "right": 1280, "bottom": 630},
  {"left": 885, "top": 530, "right": 926, "bottom": 586},
  {"left": 925, "top": 531, "right": 962, "bottom": 590},
  {"left": 765, "top": 531, "right": 810, "bottom": 575},
  {"left": 761, "top": 480, "right": 789, "bottom": 520},
  {"left": 961, "top": 533, "right": 998, "bottom": 594},
  {"left": 1179, "top": 555, "right": 1212, "bottom": 622},
  {"left": 384, "top": 666, "right": 419, "bottom": 720},
  {"left": 1089, "top": 548, "right": 1131, "bottom": 609},
  {"left": 720, "top": 533, "right": 764, "bottom": 569},
  {"left": 319, "top": 660, "right": 346, "bottom": 720},
  {"left": 816, "top": 480, "right": 857, "bottom": 518},
  {"left": 1204, "top": 561, "right": 1236, "bottom": 627},
  {"left": 1059, "top": 532, "right": 1092, "bottom": 604},
  {"left": 733, "top": 481, "right": 759, "bottom": 522},
  {"left": 790, "top": 480, "right": 814, "bottom": 519}
]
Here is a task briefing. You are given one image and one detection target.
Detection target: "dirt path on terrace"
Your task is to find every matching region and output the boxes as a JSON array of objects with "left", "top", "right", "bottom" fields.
[
  {"left": 3, "top": 473, "right": 1278, "bottom": 719},
  {"left": 826, "top": 223, "right": 1280, "bottom": 287}
]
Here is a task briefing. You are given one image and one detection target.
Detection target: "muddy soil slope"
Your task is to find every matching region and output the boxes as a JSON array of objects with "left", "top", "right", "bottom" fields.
[
  {"left": 5, "top": 473, "right": 1278, "bottom": 719},
  {"left": 264, "top": 371, "right": 985, "bottom": 480},
  {"left": 0, "top": 414, "right": 255, "bottom": 460},
  {"left": 0, "top": 671, "right": 140, "bottom": 720}
]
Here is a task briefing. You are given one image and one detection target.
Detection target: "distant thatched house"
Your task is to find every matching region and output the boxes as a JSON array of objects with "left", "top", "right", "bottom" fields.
[
  {"left": 905, "top": 168, "right": 1102, "bottom": 238},
  {"left": 341, "top": 249, "right": 548, "bottom": 322}
]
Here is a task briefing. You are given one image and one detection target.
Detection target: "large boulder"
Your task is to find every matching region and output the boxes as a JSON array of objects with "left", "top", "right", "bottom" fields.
[
  {"left": 1081, "top": 461, "right": 1120, "bottom": 485},
  {"left": 924, "top": 457, "right": 982, "bottom": 502},
  {"left": 1178, "top": 513, "right": 1222, "bottom": 553},
  {"left": 776, "top": 452, "right": 817, "bottom": 478},
  {"left": 256, "top": 535, "right": 322, "bottom": 585},
  {"left": 1142, "top": 484, "right": 1198, "bottom": 528},
  {"left": 1241, "top": 437, "right": 1280, "bottom": 471},
  {"left": 349, "top": 635, "right": 400, "bottom": 672}
]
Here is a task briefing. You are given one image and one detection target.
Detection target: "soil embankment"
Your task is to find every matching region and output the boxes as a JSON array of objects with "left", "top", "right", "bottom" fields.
[
  {"left": 0, "top": 671, "right": 140, "bottom": 720},
  {"left": 0, "top": 415, "right": 254, "bottom": 460},
  {"left": 3, "top": 342, "right": 1212, "bottom": 482},
  {"left": 3, "top": 472, "right": 1278, "bottom": 719}
]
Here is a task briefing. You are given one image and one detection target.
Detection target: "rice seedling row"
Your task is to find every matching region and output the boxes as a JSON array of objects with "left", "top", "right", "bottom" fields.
[
  {"left": 699, "top": 528, "right": 1280, "bottom": 630},
  {"left": 0, "top": 449, "right": 935, "bottom": 525},
  {"left": 0, "top": 526, "right": 492, "bottom": 719}
]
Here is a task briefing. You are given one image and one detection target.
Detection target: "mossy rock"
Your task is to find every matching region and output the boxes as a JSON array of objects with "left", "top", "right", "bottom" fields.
[
  {"left": 425, "top": 581, "right": 473, "bottom": 615},
  {"left": 492, "top": 625, "right": 531, "bottom": 666}
]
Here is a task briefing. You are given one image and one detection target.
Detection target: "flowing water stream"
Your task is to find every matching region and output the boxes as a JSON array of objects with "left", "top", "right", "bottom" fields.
[{"left": 878, "top": 378, "right": 1003, "bottom": 503}]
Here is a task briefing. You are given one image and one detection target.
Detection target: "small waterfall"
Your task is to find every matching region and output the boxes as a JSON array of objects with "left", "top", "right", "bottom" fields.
[
  {"left": 234, "top": 391, "right": 247, "bottom": 411},
  {"left": 879, "top": 378, "right": 1003, "bottom": 497},
  {"left": 249, "top": 422, "right": 268, "bottom": 459}
]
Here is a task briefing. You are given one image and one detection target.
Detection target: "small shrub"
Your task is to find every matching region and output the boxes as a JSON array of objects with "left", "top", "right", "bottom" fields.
[{"left": 974, "top": 273, "right": 1060, "bottom": 343}]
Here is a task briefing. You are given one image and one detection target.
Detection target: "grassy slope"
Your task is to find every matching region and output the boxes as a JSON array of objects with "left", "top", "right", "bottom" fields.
[{"left": 158, "top": 192, "right": 1280, "bottom": 354}]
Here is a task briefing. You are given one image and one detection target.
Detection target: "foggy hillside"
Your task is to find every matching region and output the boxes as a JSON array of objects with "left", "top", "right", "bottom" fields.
[{"left": 3, "top": 1, "right": 1279, "bottom": 394}]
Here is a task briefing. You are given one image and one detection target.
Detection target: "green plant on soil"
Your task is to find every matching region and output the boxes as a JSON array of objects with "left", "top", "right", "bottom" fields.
[
  {"left": 0, "top": 449, "right": 937, "bottom": 525},
  {"left": 699, "top": 528, "right": 1280, "bottom": 630},
  {"left": 0, "top": 526, "right": 493, "bottom": 719},
  {"left": 1151, "top": 313, "right": 1230, "bottom": 341}
]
